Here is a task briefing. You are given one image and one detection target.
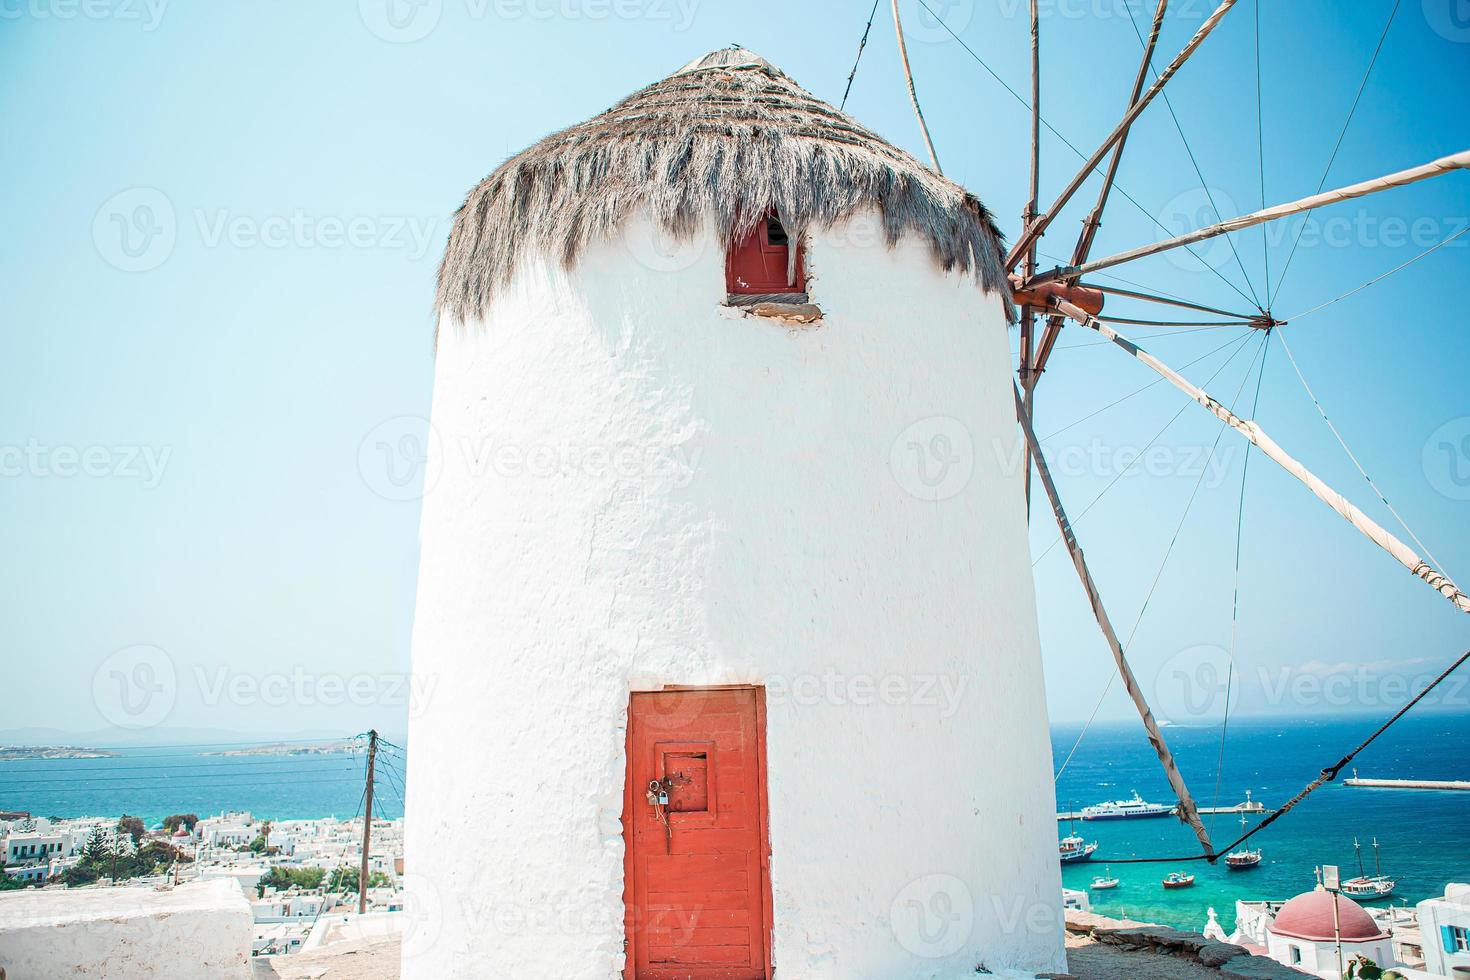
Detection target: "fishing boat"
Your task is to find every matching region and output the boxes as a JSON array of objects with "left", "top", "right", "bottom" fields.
[
  {"left": 1059, "top": 834, "right": 1098, "bottom": 863},
  {"left": 1081, "top": 791, "right": 1171, "bottom": 821},
  {"left": 1090, "top": 868, "right": 1119, "bottom": 890},
  {"left": 1162, "top": 872, "right": 1195, "bottom": 889},
  {"left": 1225, "top": 813, "right": 1262, "bottom": 870},
  {"left": 1340, "top": 837, "right": 1396, "bottom": 899}
]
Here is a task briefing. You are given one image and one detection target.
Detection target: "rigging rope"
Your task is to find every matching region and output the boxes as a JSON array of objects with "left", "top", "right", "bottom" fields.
[
  {"left": 1122, "top": 0, "right": 1263, "bottom": 311},
  {"left": 1270, "top": 0, "right": 1403, "bottom": 306},
  {"left": 1031, "top": 332, "right": 1259, "bottom": 566},
  {"left": 1054, "top": 333, "right": 1267, "bottom": 783},
  {"left": 840, "top": 0, "right": 884, "bottom": 111},
  {"left": 1210, "top": 330, "right": 1271, "bottom": 834},
  {"left": 914, "top": 0, "right": 1261, "bottom": 310},
  {"left": 1041, "top": 332, "right": 1252, "bottom": 441},
  {"left": 1253, "top": 0, "right": 1269, "bottom": 295},
  {"left": 1101, "top": 647, "right": 1470, "bottom": 864},
  {"left": 1276, "top": 329, "right": 1448, "bottom": 574},
  {"left": 1287, "top": 224, "right": 1469, "bottom": 321}
]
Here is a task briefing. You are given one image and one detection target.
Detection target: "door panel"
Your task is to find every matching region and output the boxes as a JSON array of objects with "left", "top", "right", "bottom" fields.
[{"left": 624, "top": 688, "right": 771, "bottom": 980}]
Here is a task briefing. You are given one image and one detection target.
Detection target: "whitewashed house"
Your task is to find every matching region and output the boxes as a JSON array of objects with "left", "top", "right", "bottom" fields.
[
  {"left": 1418, "top": 883, "right": 1470, "bottom": 976},
  {"left": 406, "top": 46, "right": 1061, "bottom": 980}
]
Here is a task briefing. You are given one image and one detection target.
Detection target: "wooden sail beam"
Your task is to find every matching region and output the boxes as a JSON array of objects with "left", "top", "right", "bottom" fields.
[
  {"left": 1019, "top": 0, "right": 1041, "bottom": 512},
  {"left": 1006, "top": 0, "right": 1235, "bottom": 271},
  {"left": 1013, "top": 382, "right": 1215, "bottom": 856},
  {"left": 892, "top": 0, "right": 941, "bottom": 174},
  {"left": 1032, "top": 149, "right": 1470, "bottom": 284},
  {"left": 1048, "top": 297, "right": 1470, "bottom": 616},
  {"left": 1028, "top": 0, "right": 1170, "bottom": 384},
  {"left": 1084, "top": 282, "right": 1259, "bottom": 322}
]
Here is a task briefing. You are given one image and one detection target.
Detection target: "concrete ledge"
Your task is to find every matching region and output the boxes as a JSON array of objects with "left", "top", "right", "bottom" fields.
[
  {"left": 1064, "top": 910, "right": 1303, "bottom": 979},
  {"left": 0, "top": 879, "right": 251, "bottom": 980}
]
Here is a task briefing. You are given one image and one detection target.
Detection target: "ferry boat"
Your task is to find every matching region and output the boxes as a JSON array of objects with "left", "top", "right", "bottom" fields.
[
  {"left": 1340, "top": 837, "right": 1396, "bottom": 899},
  {"left": 1225, "top": 813, "right": 1262, "bottom": 870},
  {"left": 1059, "top": 834, "right": 1099, "bottom": 863},
  {"left": 1090, "top": 868, "right": 1119, "bottom": 890},
  {"left": 1162, "top": 871, "right": 1195, "bottom": 889},
  {"left": 1081, "top": 791, "right": 1172, "bottom": 821}
]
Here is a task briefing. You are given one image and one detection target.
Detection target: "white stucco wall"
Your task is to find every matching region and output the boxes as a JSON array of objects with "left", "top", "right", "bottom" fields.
[
  {"left": 0, "top": 878, "right": 251, "bottom": 979},
  {"left": 403, "top": 210, "right": 1063, "bottom": 979}
]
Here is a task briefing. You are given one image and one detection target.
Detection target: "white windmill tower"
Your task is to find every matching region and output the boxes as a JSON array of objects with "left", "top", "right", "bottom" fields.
[{"left": 403, "top": 46, "right": 1065, "bottom": 980}]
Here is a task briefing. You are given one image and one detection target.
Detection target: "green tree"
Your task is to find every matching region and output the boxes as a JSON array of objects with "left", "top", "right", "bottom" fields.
[
  {"left": 327, "top": 865, "right": 358, "bottom": 893},
  {"left": 161, "top": 813, "right": 199, "bottom": 834},
  {"left": 117, "top": 814, "right": 145, "bottom": 844},
  {"left": 82, "top": 827, "right": 108, "bottom": 861}
]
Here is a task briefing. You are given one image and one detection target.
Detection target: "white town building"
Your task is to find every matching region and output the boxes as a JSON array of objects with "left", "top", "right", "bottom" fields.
[
  {"left": 1230, "top": 888, "right": 1398, "bottom": 979},
  {"left": 1418, "top": 882, "right": 1470, "bottom": 977},
  {"left": 406, "top": 46, "right": 1061, "bottom": 980}
]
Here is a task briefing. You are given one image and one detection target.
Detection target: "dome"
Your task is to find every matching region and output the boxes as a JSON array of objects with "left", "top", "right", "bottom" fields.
[
  {"left": 435, "top": 46, "right": 1008, "bottom": 324},
  {"left": 1268, "top": 889, "right": 1389, "bottom": 943}
]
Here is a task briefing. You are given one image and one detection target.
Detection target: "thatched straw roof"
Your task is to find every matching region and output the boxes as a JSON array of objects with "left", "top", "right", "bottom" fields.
[{"left": 435, "top": 46, "right": 1010, "bottom": 324}]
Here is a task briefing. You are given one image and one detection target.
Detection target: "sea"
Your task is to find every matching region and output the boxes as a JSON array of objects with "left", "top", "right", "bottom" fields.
[{"left": 1, "top": 712, "right": 1465, "bottom": 933}]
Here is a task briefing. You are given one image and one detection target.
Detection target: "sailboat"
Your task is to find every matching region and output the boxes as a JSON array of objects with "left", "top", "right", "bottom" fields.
[
  {"left": 1058, "top": 805, "right": 1099, "bottom": 863},
  {"left": 1341, "top": 837, "right": 1395, "bottom": 899},
  {"left": 1224, "top": 813, "right": 1262, "bottom": 870}
]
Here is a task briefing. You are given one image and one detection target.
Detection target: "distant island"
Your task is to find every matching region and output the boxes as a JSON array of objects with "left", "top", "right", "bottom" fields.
[
  {"left": 0, "top": 746, "right": 118, "bottom": 761},
  {"left": 203, "top": 740, "right": 358, "bottom": 757}
]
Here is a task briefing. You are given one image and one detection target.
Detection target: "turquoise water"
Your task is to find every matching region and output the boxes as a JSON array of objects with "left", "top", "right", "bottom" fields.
[
  {"left": 1, "top": 713, "right": 1465, "bottom": 934},
  {"left": 1054, "top": 712, "right": 1470, "bottom": 931},
  {"left": 0, "top": 744, "right": 404, "bottom": 825}
]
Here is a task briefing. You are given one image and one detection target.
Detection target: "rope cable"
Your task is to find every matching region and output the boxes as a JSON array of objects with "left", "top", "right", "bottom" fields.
[
  {"left": 1210, "top": 331, "right": 1272, "bottom": 837},
  {"left": 840, "top": 0, "right": 885, "bottom": 110},
  {"left": 1031, "top": 333, "right": 1261, "bottom": 566},
  {"left": 1270, "top": 0, "right": 1403, "bottom": 305},
  {"left": 1276, "top": 329, "right": 1448, "bottom": 574},
  {"left": 1053, "top": 335, "right": 1265, "bottom": 784},
  {"left": 1122, "top": 0, "right": 1264, "bottom": 311},
  {"left": 913, "top": 0, "right": 1261, "bottom": 310},
  {"left": 1102, "top": 646, "right": 1470, "bottom": 864},
  {"left": 1287, "top": 224, "right": 1469, "bottom": 321}
]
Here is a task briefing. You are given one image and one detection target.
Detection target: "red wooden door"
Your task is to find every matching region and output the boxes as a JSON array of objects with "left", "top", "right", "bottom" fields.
[{"left": 624, "top": 687, "right": 772, "bottom": 980}]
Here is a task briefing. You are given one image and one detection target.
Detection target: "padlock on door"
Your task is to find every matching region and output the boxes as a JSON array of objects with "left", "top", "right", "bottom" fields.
[{"left": 646, "top": 779, "right": 669, "bottom": 807}]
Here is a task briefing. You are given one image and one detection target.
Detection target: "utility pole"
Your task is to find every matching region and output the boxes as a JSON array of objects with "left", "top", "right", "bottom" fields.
[{"left": 358, "top": 730, "right": 378, "bottom": 915}]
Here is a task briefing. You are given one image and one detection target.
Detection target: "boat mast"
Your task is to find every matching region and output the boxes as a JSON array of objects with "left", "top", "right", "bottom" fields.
[{"left": 1354, "top": 837, "right": 1365, "bottom": 878}]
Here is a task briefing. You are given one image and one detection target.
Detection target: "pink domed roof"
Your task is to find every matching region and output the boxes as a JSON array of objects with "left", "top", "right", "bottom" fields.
[{"left": 1269, "top": 889, "right": 1388, "bottom": 943}]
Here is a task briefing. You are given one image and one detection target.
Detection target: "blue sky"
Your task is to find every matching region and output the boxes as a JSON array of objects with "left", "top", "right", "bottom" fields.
[{"left": 2, "top": 0, "right": 1467, "bottom": 739}]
